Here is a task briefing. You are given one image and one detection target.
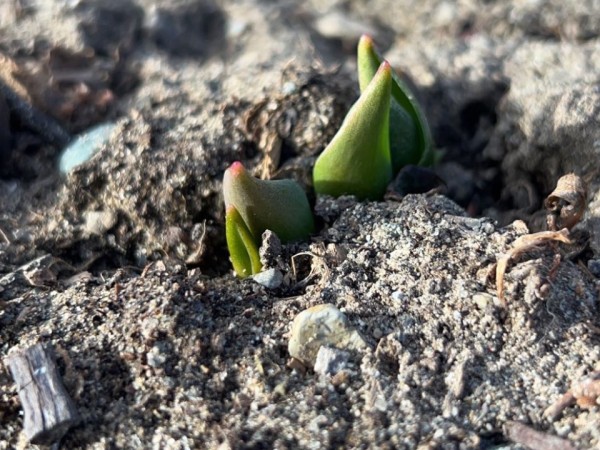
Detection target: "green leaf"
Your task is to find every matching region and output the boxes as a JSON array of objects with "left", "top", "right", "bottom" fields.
[
  {"left": 357, "top": 34, "right": 436, "bottom": 172},
  {"left": 313, "top": 61, "right": 393, "bottom": 200},
  {"left": 223, "top": 162, "right": 315, "bottom": 244},
  {"left": 225, "top": 206, "right": 262, "bottom": 278}
]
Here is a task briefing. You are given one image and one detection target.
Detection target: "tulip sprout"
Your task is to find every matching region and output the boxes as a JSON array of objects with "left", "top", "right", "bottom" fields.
[
  {"left": 357, "top": 34, "right": 436, "bottom": 170},
  {"left": 313, "top": 61, "right": 393, "bottom": 200},
  {"left": 223, "top": 161, "right": 314, "bottom": 277},
  {"left": 313, "top": 34, "right": 437, "bottom": 200},
  {"left": 223, "top": 37, "right": 436, "bottom": 277}
]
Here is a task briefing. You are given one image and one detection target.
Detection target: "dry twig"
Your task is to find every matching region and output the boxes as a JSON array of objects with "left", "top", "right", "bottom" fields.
[
  {"left": 0, "top": 225, "right": 10, "bottom": 244},
  {"left": 504, "top": 421, "right": 575, "bottom": 450},
  {"left": 544, "top": 371, "right": 600, "bottom": 421}
]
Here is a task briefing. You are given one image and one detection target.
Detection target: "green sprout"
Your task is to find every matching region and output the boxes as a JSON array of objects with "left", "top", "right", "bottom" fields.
[
  {"left": 313, "top": 61, "right": 393, "bottom": 200},
  {"left": 357, "top": 34, "right": 436, "bottom": 171},
  {"left": 357, "top": 34, "right": 440, "bottom": 173},
  {"left": 225, "top": 205, "right": 262, "bottom": 278},
  {"left": 223, "top": 161, "right": 315, "bottom": 277},
  {"left": 223, "top": 37, "right": 438, "bottom": 279}
]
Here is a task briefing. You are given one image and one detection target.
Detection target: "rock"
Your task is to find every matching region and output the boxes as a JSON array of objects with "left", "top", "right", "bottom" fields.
[
  {"left": 307, "top": 414, "right": 329, "bottom": 434},
  {"left": 146, "top": 341, "right": 169, "bottom": 368},
  {"left": 259, "top": 230, "right": 283, "bottom": 269},
  {"left": 288, "top": 304, "right": 368, "bottom": 366},
  {"left": 252, "top": 268, "right": 283, "bottom": 290},
  {"left": 83, "top": 210, "right": 117, "bottom": 236},
  {"left": 473, "top": 293, "right": 493, "bottom": 310},
  {"left": 59, "top": 122, "right": 117, "bottom": 174},
  {"left": 313, "top": 346, "right": 350, "bottom": 377}
]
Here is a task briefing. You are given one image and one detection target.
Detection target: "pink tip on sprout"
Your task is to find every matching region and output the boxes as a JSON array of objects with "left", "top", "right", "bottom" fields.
[
  {"left": 360, "top": 33, "right": 374, "bottom": 44},
  {"left": 228, "top": 161, "right": 245, "bottom": 176},
  {"left": 375, "top": 60, "right": 392, "bottom": 78}
]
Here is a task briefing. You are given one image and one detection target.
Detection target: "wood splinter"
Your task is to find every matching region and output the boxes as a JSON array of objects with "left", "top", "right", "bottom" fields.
[{"left": 4, "top": 343, "right": 80, "bottom": 445}]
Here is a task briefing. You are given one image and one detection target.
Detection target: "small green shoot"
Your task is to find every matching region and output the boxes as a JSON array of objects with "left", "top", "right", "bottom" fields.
[
  {"left": 223, "top": 161, "right": 315, "bottom": 277},
  {"left": 225, "top": 205, "right": 262, "bottom": 278},
  {"left": 357, "top": 34, "right": 437, "bottom": 171},
  {"left": 313, "top": 61, "right": 393, "bottom": 200}
]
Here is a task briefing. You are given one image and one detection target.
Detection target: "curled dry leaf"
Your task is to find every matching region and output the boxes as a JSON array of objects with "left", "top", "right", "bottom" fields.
[
  {"left": 495, "top": 229, "right": 571, "bottom": 305},
  {"left": 545, "top": 173, "right": 587, "bottom": 231}
]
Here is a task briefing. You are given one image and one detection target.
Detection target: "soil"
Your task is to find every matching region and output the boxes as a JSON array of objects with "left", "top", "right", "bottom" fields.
[{"left": 1, "top": 1, "right": 599, "bottom": 449}]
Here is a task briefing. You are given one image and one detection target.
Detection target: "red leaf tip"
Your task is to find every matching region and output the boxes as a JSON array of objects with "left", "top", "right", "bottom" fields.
[
  {"left": 375, "top": 60, "right": 392, "bottom": 79},
  {"left": 228, "top": 161, "right": 245, "bottom": 176}
]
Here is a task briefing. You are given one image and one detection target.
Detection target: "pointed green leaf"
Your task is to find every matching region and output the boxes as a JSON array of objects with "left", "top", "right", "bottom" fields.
[
  {"left": 313, "top": 62, "right": 392, "bottom": 200},
  {"left": 223, "top": 162, "right": 315, "bottom": 243},
  {"left": 357, "top": 34, "right": 436, "bottom": 171},
  {"left": 226, "top": 206, "right": 262, "bottom": 278},
  {"left": 357, "top": 35, "right": 381, "bottom": 93}
]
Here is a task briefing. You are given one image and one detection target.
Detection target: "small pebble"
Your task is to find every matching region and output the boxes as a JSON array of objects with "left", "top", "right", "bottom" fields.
[
  {"left": 59, "top": 122, "right": 116, "bottom": 174},
  {"left": 308, "top": 414, "right": 329, "bottom": 434},
  {"left": 227, "top": 20, "right": 248, "bottom": 38},
  {"left": 391, "top": 291, "right": 406, "bottom": 302},
  {"left": 481, "top": 222, "right": 495, "bottom": 234},
  {"left": 252, "top": 268, "right": 283, "bottom": 289},
  {"left": 313, "top": 346, "right": 350, "bottom": 377},
  {"left": 146, "top": 343, "right": 168, "bottom": 368},
  {"left": 288, "top": 304, "right": 368, "bottom": 366},
  {"left": 281, "top": 81, "right": 297, "bottom": 96},
  {"left": 83, "top": 210, "right": 117, "bottom": 236},
  {"left": 473, "top": 293, "right": 493, "bottom": 310}
]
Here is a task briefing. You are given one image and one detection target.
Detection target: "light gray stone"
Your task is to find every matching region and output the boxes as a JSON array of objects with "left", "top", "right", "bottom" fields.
[
  {"left": 288, "top": 304, "right": 368, "bottom": 366},
  {"left": 313, "top": 346, "right": 350, "bottom": 376},
  {"left": 83, "top": 210, "right": 117, "bottom": 236},
  {"left": 59, "top": 122, "right": 117, "bottom": 174},
  {"left": 252, "top": 268, "right": 283, "bottom": 289}
]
